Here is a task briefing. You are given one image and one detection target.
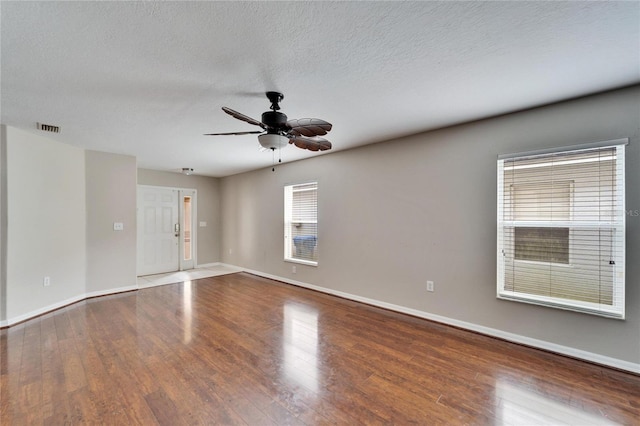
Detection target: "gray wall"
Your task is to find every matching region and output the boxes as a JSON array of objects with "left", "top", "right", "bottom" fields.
[
  {"left": 220, "top": 86, "right": 640, "bottom": 367},
  {"left": 137, "top": 169, "right": 222, "bottom": 265},
  {"left": 86, "top": 150, "right": 137, "bottom": 293},
  {"left": 0, "top": 126, "right": 7, "bottom": 322}
]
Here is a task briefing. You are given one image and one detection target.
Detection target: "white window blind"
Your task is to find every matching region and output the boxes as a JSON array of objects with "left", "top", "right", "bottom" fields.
[
  {"left": 497, "top": 142, "right": 626, "bottom": 318},
  {"left": 284, "top": 182, "right": 318, "bottom": 265}
]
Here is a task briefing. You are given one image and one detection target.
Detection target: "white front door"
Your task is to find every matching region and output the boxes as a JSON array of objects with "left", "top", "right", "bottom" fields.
[{"left": 137, "top": 186, "right": 180, "bottom": 276}]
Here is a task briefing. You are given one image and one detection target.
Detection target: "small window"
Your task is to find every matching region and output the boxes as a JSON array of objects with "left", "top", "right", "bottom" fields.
[
  {"left": 284, "top": 182, "right": 318, "bottom": 265},
  {"left": 497, "top": 142, "right": 626, "bottom": 318}
]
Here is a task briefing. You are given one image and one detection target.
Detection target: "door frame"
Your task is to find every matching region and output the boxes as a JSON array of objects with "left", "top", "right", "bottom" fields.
[{"left": 137, "top": 185, "right": 198, "bottom": 275}]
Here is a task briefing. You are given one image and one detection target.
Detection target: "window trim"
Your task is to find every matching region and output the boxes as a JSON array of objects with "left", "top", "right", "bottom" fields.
[
  {"left": 497, "top": 138, "right": 628, "bottom": 160},
  {"left": 497, "top": 140, "right": 627, "bottom": 319}
]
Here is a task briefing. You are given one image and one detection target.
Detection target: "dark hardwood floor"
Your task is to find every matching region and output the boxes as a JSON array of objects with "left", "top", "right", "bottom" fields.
[{"left": 1, "top": 272, "right": 639, "bottom": 425}]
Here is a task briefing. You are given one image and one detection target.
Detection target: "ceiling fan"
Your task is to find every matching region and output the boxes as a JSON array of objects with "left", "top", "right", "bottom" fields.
[{"left": 205, "top": 91, "right": 332, "bottom": 152}]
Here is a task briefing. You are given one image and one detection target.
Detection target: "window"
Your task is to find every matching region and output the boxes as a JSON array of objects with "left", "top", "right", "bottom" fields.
[
  {"left": 497, "top": 141, "right": 626, "bottom": 318},
  {"left": 284, "top": 182, "right": 318, "bottom": 265}
]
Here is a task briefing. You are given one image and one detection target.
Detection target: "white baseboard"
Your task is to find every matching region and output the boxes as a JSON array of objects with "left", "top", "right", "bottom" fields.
[
  {"left": 196, "top": 262, "right": 222, "bottom": 268},
  {"left": 137, "top": 280, "right": 166, "bottom": 289},
  {"left": 2, "top": 265, "right": 233, "bottom": 326},
  {"left": 239, "top": 266, "right": 640, "bottom": 374},
  {"left": 3, "top": 284, "right": 138, "bottom": 327},
  {"left": 4, "top": 293, "right": 86, "bottom": 327},
  {"left": 85, "top": 285, "right": 138, "bottom": 299}
]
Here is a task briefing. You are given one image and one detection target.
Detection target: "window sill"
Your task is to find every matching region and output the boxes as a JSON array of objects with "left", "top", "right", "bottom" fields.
[
  {"left": 285, "top": 258, "right": 318, "bottom": 267},
  {"left": 497, "top": 292, "right": 624, "bottom": 319}
]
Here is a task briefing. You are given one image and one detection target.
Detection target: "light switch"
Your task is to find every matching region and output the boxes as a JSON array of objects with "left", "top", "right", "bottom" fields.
[
  {"left": 199, "top": 221, "right": 207, "bottom": 227},
  {"left": 113, "top": 222, "right": 124, "bottom": 231}
]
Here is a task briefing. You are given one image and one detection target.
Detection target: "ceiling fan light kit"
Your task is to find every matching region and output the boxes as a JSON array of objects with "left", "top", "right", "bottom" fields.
[
  {"left": 258, "top": 133, "right": 289, "bottom": 150},
  {"left": 206, "top": 91, "right": 333, "bottom": 156}
]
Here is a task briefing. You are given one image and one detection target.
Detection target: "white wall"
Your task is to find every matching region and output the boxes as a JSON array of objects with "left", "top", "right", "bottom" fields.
[
  {"left": 0, "top": 128, "right": 139, "bottom": 325},
  {"left": 5, "top": 126, "right": 87, "bottom": 321},
  {"left": 220, "top": 85, "right": 640, "bottom": 371},
  {"left": 86, "top": 150, "right": 137, "bottom": 293},
  {"left": 137, "top": 169, "right": 222, "bottom": 265}
]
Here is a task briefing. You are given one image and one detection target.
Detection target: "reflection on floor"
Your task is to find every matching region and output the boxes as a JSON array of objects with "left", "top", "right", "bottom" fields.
[{"left": 137, "top": 263, "right": 243, "bottom": 288}]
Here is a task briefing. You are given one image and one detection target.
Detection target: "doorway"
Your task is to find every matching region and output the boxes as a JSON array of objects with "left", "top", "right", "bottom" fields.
[{"left": 137, "top": 185, "right": 197, "bottom": 276}]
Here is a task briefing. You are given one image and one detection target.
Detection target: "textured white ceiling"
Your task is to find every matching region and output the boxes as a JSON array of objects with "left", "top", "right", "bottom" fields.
[{"left": 2, "top": 1, "right": 639, "bottom": 177}]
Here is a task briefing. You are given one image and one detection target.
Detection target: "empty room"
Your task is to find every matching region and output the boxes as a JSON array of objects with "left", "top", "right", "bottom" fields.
[{"left": 1, "top": 1, "right": 639, "bottom": 424}]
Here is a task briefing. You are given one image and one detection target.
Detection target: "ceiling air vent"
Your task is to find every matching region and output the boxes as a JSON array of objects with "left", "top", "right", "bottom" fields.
[{"left": 37, "top": 122, "right": 60, "bottom": 133}]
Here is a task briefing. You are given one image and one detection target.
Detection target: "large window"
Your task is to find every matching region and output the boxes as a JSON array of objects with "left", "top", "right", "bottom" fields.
[
  {"left": 497, "top": 141, "right": 626, "bottom": 318},
  {"left": 284, "top": 182, "right": 318, "bottom": 265}
]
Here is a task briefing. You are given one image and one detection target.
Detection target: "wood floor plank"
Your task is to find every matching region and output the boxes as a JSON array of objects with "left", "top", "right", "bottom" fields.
[
  {"left": 2, "top": 324, "right": 26, "bottom": 421},
  {"left": 144, "top": 388, "right": 183, "bottom": 425},
  {"left": 2, "top": 272, "right": 639, "bottom": 425}
]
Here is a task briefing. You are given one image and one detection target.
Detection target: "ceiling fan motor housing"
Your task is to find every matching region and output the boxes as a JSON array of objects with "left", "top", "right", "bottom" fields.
[{"left": 262, "top": 110, "right": 288, "bottom": 131}]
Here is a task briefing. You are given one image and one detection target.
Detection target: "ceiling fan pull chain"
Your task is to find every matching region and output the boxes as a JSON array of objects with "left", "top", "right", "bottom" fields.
[{"left": 272, "top": 148, "right": 276, "bottom": 172}]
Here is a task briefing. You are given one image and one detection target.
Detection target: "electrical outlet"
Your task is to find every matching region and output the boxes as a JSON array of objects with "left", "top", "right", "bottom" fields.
[
  {"left": 427, "top": 280, "right": 434, "bottom": 292},
  {"left": 229, "top": 248, "right": 233, "bottom": 255},
  {"left": 292, "top": 265, "right": 297, "bottom": 274},
  {"left": 113, "top": 222, "right": 124, "bottom": 231},
  {"left": 43, "top": 276, "right": 51, "bottom": 287}
]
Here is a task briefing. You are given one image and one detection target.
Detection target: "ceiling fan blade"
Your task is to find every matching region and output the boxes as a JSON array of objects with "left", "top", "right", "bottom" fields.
[
  {"left": 290, "top": 136, "right": 332, "bottom": 152},
  {"left": 204, "top": 131, "right": 263, "bottom": 136},
  {"left": 222, "top": 106, "right": 266, "bottom": 129},
  {"left": 287, "top": 118, "right": 332, "bottom": 137}
]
